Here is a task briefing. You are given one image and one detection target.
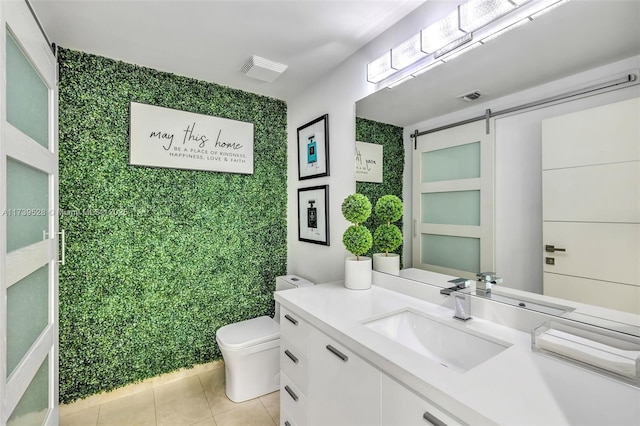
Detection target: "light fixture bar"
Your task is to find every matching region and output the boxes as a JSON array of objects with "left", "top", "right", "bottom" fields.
[
  {"left": 366, "top": 0, "right": 571, "bottom": 88},
  {"left": 367, "top": 51, "right": 394, "bottom": 83},
  {"left": 433, "top": 33, "right": 473, "bottom": 59},
  {"left": 391, "top": 33, "right": 427, "bottom": 70},
  {"left": 459, "top": 0, "right": 516, "bottom": 33},
  {"left": 421, "top": 9, "right": 467, "bottom": 53}
]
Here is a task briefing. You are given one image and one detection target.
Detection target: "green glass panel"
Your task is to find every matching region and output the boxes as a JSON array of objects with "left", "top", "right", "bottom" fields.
[
  {"left": 6, "top": 158, "right": 49, "bottom": 252},
  {"left": 421, "top": 142, "right": 480, "bottom": 183},
  {"left": 421, "top": 234, "right": 480, "bottom": 272},
  {"left": 422, "top": 190, "right": 480, "bottom": 225},
  {"left": 7, "top": 355, "right": 49, "bottom": 426},
  {"left": 6, "top": 30, "right": 49, "bottom": 148},
  {"left": 7, "top": 265, "right": 49, "bottom": 377}
]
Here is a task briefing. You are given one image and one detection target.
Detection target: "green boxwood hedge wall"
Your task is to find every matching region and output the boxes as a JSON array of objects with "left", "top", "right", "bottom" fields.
[
  {"left": 355, "top": 117, "right": 405, "bottom": 261},
  {"left": 57, "top": 48, "right": 287, "bottom": 403}
]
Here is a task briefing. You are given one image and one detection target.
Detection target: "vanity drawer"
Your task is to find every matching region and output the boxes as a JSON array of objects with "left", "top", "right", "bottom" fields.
[
  {"left": 280, "top": 307, "right": 310, "bottom": 355},
  {"left": 280, "top": 372, "right": 307, "bottom": 426},
  {"left": 382, "top": 374, "right": 462, "bottom": 426},
  {"left": 280, "top": 409, "right": 298, "bottom": 426},
  {"left": 280, "top": 337, "right": 308, "bottom": 394}
]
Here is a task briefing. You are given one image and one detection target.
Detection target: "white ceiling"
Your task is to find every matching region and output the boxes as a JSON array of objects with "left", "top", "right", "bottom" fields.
[
  {"left": 28, "top": 0, "right": 640, "bottom": 124},
  {"left": 29, "top": 0, "right": 425, "bottom": 101},
  {"left": 356, "top": 0, "right": 640, "bottom": 126}
]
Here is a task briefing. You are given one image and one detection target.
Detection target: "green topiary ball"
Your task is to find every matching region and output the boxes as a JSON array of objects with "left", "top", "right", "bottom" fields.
[
  {"left": 341, "top": 193, "right": 372, "bottom": 225},
  {"left": 342, "top": 225, "right": 373, "bottom": 257},
  {"left": 373, "top": 223, "right": 403, "bottom": 254},
  {"left": 374, "top": 195, "right": 403, "bottom": 224}
]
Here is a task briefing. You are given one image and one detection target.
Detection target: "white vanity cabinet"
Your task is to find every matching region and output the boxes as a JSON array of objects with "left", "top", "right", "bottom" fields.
[
  {"left": 306, "top": 326, "right": 382, "bottom": 426},
  {"left": 381, "top": 374, "right": 462, "bottom": 426},
  {"left": 279, "top": 305, "right": 461, "bottom": 426},
  {"left": 279, "top": 307, "right": 311, "bottom": 426}
]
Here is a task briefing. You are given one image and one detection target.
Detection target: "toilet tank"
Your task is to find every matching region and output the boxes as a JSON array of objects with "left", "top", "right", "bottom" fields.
[
  {"left": 276, "top": 274, "right": 314, "bottom": 291},
  {"left": 274, "top": 275, "right": 314, "bottom": 321}
]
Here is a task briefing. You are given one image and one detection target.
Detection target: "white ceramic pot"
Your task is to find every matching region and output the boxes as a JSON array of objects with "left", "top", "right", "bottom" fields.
[
  {"left": 372, "top": 253, "right": 400, "bottom": 275},
  {"left": 344, "top": 256, "right": 372, "bottom": 290}
]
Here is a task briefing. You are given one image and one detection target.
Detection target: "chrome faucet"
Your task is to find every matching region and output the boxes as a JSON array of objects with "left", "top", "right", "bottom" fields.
[
  {"left": 476, "top": 271, "right": 502, "bottom": 297},
  {"left": 452, "top": 291, "right": 472, "bottom": 321}
]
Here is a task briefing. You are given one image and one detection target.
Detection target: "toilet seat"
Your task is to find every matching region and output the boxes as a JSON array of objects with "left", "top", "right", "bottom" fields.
[{"left": 216, "top": 315, "right": 279, "bottom": 350}]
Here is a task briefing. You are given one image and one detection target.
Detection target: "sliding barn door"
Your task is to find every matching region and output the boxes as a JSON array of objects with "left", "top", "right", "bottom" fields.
[
  {"left": 1, "top": 1, "right": 60, "bottom": 424},
  {"left": 412, "top": 120, "right": 494, "bottom": 279}
]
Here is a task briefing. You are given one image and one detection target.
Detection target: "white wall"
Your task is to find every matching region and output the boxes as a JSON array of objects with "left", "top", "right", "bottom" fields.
[
  {"left": 286, "top": 1, "right": 452, "bottom": 284},
  {"left": 404, "top": 55, "right": 640, "bottom": 291}
]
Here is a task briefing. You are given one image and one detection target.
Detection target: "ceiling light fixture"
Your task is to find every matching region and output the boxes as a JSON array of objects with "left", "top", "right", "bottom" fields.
[
  {"left": 391, "top": 33, "right": 427, "bottom": 70},
  {"left": 421, "top": 9, "right": 467, "bottom": 53},
  {"left": 367, "top": 0, "right": 568, "bottom": 89},
  {"left": 367, "top": 51, "right": 394, "bottom": 83},
  {"left": 459, "top": 0, "right": 516, "bottom": 33}
]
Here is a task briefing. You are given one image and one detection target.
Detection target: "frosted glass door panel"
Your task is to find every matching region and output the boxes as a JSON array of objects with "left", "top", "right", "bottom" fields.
[
  {"left": 421, "top": 142, "right": 480, "bottom": 183},
  {"left": 421, "top": 191, "right": 480, "bottom": 225},
  {"left": 6, "top": 158, "right": 49, "bottom": 252},
  {"left": 6, "top": 31, "right": 49, "bottom": 148},
  {"left": 7, "top": 356, "right": 49, "bottom": 426},
  {"left": 6, "top": 266, "right": 49, "bottom": 377},
  {"left": 421, "top": 234, "right": 480, "bottom": 273},
  {"left": 3, "top": 3, "right": 59, "bottom": 423}
]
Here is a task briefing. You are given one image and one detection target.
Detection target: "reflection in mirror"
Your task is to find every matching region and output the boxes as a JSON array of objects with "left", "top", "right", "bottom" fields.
[{"left": 355, "top": 0, "right": 640, "bottom": 337}]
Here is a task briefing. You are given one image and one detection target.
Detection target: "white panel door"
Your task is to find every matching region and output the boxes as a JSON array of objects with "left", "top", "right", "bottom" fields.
[
  {"left": 542, "top": 97, "right": 640, "bottom": 314},
  {"left": 1, "top": 1, "right": 59, "bottom": 424}
]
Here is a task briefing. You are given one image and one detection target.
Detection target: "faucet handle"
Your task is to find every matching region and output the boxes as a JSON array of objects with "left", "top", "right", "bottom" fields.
[{"left": 476, "top": 272, "right": 502, "bottom": 283}]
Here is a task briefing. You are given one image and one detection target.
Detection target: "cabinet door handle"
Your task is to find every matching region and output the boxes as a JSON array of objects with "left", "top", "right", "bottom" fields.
[
  {"left": 423, "top": 411, "right": 447, "bottom": 426},
  {"left": 284, "top": 385, "right": 299, "bottom": 402},
  {"left": 284, "top": 422, "right": 291, "bottom": 426},
  {"left": 284, "top": 349, "right": 299, "bottom": 364},
  {"left": 326, "top": 344, "right": 348, "bottom": 362},
  {"left": 284, "top": 314, "right": 298, "bottom": 325}
]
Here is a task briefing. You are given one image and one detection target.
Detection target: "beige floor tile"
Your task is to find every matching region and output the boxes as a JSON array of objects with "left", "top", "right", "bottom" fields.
[
  {"left": 154, "top": 394, "right": 212, "bottom": 426},
  {"left": 154, "top": 375, "right": 204, "bottom": 405},
  {"left": 59, "top": 405, "right": 100, "bottom": 426},
  {"left": 199, "top": 369, "right": 251, "bottom": 415},
  {"left": 191, "top": 417, "right": 218, "bottom": 426},
  {"left": 97, "top": 389, "right": 156, "bottom": 426},
  {"left": 213, "top": 399, "right": 275, "bottom": 426},
  {"left": 259, "top": 391, "right": 280, "bottom": 424},
  {"left": 154, "top": 375, "right": 213, "bottom": 426}
]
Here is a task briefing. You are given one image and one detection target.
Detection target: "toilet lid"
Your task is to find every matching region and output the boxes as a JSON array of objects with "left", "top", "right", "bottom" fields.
[{"left": 216, "top": 315, "right": 279, "bottom": 350}]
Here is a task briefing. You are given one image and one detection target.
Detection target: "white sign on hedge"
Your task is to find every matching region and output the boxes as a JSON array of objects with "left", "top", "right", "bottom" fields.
[
  {"left": 355, "top": 141, "right": 383, "bottom": 183},
  {"left": 129, "top": 102, "right": 254, "bottom": 174}
]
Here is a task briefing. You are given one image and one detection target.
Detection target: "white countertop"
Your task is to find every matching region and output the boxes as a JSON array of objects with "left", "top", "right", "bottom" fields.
[{"left": 275, "top": 281, "right": 640, "bottom": 425}]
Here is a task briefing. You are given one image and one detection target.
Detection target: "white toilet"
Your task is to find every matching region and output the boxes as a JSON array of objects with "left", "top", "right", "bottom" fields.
[{"left": 215, "top": 274, "right": 314, "bottom": 402}]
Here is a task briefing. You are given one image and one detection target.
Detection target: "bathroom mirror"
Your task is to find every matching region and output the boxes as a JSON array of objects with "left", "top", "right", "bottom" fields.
[{"left": 356, "top": 1, "right": 640, "bottom": 336}]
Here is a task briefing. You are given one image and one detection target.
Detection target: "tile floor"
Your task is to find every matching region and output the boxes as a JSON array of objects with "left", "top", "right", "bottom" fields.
[{"left": 59, "top": 364, "right": 280, "bottom": 426}]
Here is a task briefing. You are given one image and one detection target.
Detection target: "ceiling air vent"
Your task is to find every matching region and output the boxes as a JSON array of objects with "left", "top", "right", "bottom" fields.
[
  {"left": 240, "top": 55, "right": 288, "bottom": 83},
  {"left": 459, "top": 91, "right": 483, "bottom": 102}
]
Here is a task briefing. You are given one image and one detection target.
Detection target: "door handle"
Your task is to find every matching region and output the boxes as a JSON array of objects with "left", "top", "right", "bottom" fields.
[
  {"left": 44, "top": 229, "right": 66, "bottom": 265},
  {"left": 545, "top": 245, "right": 566, "bottom": 253}
]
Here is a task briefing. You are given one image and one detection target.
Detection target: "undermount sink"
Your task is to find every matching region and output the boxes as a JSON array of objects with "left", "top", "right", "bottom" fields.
[{"left": 363, "top": 309, "right": 511, "bottom": 373}]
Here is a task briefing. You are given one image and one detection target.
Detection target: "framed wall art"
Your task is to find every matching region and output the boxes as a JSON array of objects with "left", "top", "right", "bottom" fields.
[
  {"left": 298, "top": 185, "right": 329, "bottom": 245},
  {"left": 297, "top": 114, "right": 329, "bottom": 180}
]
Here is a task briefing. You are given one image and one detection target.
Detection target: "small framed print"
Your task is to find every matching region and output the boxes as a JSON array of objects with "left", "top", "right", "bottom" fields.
[
  {"left": 297, "top": 114, "right": 329, "bottom": 180},
  {"left": 298, "top": 185, "right": 329, "bottom": 246}
]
